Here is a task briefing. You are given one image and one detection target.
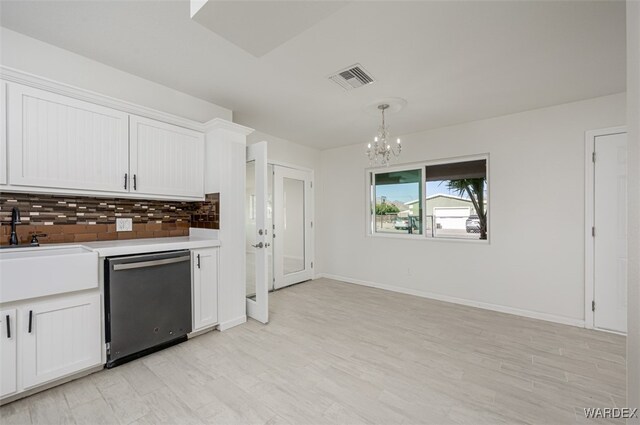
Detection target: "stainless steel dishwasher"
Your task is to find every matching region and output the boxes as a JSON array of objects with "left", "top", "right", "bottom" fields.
[{"left": 104, "top": 250, "right": 192, "bottom": 368}]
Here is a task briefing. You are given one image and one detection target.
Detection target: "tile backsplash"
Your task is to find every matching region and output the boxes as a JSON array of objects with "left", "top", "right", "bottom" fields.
[{"left": 0, "top": 192, "right": 219, "bottom": 245}]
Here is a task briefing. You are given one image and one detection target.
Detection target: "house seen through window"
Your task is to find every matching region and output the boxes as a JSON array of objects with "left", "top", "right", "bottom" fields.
[{"left": 424, "top": 159, "right": 488, "bottom": 240}]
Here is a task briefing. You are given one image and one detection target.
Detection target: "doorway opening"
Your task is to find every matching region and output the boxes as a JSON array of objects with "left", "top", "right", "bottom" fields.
[
  {"left": 246, "top": 156, "right": 315, "bottom": 317},
  {"left": 268, "top": 164, "right": 314, "bottom": 291}
]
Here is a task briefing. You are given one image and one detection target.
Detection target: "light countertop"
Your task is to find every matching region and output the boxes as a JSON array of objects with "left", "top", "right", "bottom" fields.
[
  {"left": 0, "top": 236, "right": 220, "bottom": 258},
  {"left": 81, "top": 236, "right": 220, "bottom": 257},
  {"left": 0, "top": 229, "right": 220, "bottom": 258}
]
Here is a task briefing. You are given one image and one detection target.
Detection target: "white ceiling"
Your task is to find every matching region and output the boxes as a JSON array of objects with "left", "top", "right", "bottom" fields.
[{"left": 0, "top": 0, "right": 626, "bottom": 150}]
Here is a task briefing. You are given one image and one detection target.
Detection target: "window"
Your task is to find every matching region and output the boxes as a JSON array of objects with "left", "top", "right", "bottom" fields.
[
  {"left": 368, "top": 156, "right": 488, "bottom": 241},
  {"left": 371, "top": 168, "right": 422, "bottom": 235},
  {"left": 425, "top": 159, "right": 488, "bottom": 240}
]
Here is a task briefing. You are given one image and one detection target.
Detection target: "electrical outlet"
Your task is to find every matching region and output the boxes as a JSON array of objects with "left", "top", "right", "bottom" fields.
[{"left": 116, "top": 218, "right": 133, "bottom": 232}]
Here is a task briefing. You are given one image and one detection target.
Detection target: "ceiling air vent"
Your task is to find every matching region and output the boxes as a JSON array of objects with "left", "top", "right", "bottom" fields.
[{"left": 328, "top": 64, "right": 375, "bottom": 90}]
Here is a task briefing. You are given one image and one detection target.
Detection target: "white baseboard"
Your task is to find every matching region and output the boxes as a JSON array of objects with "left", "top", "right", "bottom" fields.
[
  {"left": 316, "top": 273, "right": 585, "bottom": 328},
  {"left": 188, "top": 326, "right": 217, "bottom": 338},
  {"left": 218, "top": 315, "right": 247, "bottom": 331}
]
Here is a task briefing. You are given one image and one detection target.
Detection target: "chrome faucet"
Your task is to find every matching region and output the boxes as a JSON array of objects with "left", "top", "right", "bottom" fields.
[{"left": 9, "top": 207, "right": 21, "bottom": 245}]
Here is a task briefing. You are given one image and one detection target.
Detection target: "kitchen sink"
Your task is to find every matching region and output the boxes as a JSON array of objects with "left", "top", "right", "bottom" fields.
[{"left": 0, "top": 245, "right": 99, "bottom": 303}]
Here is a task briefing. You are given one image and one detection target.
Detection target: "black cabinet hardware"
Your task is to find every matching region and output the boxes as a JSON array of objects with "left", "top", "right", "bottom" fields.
[
  {"left": 5, "top": 315, "right": 10, "bottom": 338},
  {"left": 28, "top": 310, "right": 33, "bottom": 333},
  {"left": 133, "top": 174, "right": 137, "bottom": 190},
  {"left": 124, "top": 173, "right": 128, "bottom": 190},
  {"left": 197, "top": 254, "right": 201, "bottom": 269}
]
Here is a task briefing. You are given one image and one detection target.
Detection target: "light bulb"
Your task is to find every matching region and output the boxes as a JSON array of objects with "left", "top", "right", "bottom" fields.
[
  {"left": 387, "top": 145, "right": 390, "bottom": 150},
  {"left": 367, "top": 143, "right": 371, "bottom": 149},
  {"left": 374, "top": 136, "right": 378, "bottom": 142},
  {"left": 397, "top": 138, "right": 401, "bottom": 144}
]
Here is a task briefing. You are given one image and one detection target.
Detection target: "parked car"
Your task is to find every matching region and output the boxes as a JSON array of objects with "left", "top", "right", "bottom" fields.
[
  {"left": 394, "top": 217, "right": 410, "bottom": 230},
  {"left": 466, "top": 215, "right": 481, "bottom": 233},
  {"left": 395, "top": 216, "right": 421, "bottom": 232}
]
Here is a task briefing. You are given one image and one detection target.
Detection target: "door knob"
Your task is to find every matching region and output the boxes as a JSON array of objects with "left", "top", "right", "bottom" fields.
[{"left": 252, "top": 242, "right": 264, "bottom": 248}]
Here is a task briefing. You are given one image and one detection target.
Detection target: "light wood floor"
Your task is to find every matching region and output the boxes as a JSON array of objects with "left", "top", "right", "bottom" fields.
[{"left": 1, "top": 278, "right": 627, "bottom": 424}]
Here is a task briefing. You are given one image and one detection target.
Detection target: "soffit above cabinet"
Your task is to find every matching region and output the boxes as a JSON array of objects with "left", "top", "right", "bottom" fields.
[
  {"left": 191, "top": 0, "right": 347, "bottom": 57},
  {"left": 0, "top": 67, "right": 242, "bottom": 134}
]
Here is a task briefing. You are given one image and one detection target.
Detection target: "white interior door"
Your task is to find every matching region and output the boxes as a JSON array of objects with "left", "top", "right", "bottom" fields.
[
  {"left": 593, "top": 132, "right": 627, "bottom": 333},
  {"left": 274, "top": 166, "right": 313, "bottom": 289},
  {"left": 246, "top": 142, "right": 269, "bottom": 323}
]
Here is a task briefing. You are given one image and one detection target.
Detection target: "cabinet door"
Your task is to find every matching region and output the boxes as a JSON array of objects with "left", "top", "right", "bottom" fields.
[
  {"left": 0, "top": 309, "right": 17, "bottom": 398},
  {"left": 1, "top": 81, "right": 7, "bottom": 185},
  {"left": 130, "top": 115, "right": 204, "bottom": 199},
  {"left": 192, "top": 248, "right": 219, "bottom": 331},
  {"left": 7, "top": 83, "right": 129, "bottom": 192},
  {"left": 21, "top": 293, "right": 101, "bottom": 389}
]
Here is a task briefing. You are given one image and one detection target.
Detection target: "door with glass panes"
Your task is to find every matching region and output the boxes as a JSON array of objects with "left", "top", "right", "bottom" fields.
[{"left": 272, "top": 166, "right": 313, "bottom": 289}]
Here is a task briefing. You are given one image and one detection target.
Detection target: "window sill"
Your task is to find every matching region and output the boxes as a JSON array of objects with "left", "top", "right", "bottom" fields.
[{"left": 367, "top": 232, "right": 490, "bottom": 244}]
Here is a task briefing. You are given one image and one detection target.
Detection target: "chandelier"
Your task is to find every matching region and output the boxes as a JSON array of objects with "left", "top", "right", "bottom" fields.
[{"left": 366, "top": 104, "right": 401, "bottom": 166}]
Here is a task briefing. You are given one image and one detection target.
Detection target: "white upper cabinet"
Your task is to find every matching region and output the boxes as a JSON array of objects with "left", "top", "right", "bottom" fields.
[
  {"left": 3, "top": 81, "right": 206, "bottom": 200},
  {"left": 130, "top": 115, "right": 204, "bottom": 199},
  {"left": 7, "top": 83, "right": 130, "bottom": 192},
  {"left": 1, "top": 82, "right": 7, "bottom": 185}
]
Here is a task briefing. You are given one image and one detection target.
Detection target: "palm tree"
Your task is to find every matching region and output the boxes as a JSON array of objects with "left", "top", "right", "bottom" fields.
[{"left": 446, "top": 178, "right": 487, "bottom": 239}]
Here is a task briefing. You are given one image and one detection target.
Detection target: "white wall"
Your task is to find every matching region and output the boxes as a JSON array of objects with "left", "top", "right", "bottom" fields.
[
  {"left": 626, "top": 0, "right": 640, "bottom": 416},
  {"left": 318, "top": 93, "right": 626, "bottom": 325},
  {"left": 248, "top": 131, "right": 320, "bottom": 171},
  {"left": 0, "top": 27, "right": 232, "bottom": 122}
]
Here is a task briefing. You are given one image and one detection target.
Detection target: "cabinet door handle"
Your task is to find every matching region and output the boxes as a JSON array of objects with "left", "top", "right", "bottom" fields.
[
  {"left": 28, "top": 310, "right": 33, "bottom": 333},
  {"left": 197, "top": 254, "right": 201, "bottom": 269},
  {"left": 133, "top": 174, "right": 137, "bottom": 190},
  {"left": 5, "top": 315, "right": 10, "bottom": 339},
  {"left": 124, "top": 173, "right": 128, "bottom": 190}
]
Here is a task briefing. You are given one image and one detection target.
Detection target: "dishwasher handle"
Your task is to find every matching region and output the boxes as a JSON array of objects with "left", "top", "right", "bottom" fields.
[{"left": 112, "top": 256, "right": 190, "bottom": 271}]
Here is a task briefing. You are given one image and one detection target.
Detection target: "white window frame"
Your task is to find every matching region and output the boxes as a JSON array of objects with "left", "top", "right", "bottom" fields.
[{"left": 365, "top": 153, "right": 490, "bottom": 244}]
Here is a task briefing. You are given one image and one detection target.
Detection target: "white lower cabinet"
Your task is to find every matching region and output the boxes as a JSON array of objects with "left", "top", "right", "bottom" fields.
[
  {"left": 0, "top": 292, "right": 102, "bottom": 400},
  {"left": 192, "top": 248, "right": 219, "bottom": 331},
  {"left": 0, "top": 309, "right": 17, "bottom": 398}
]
